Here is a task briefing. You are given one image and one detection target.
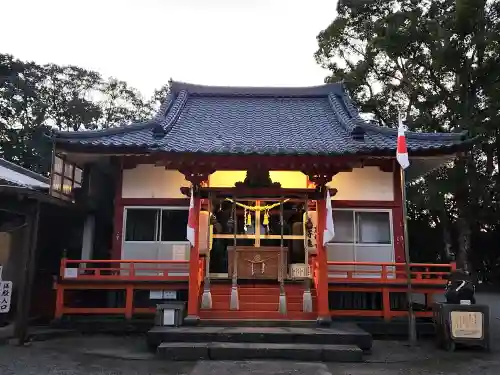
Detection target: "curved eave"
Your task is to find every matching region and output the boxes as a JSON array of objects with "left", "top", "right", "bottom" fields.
[
  {"left": 359, "top": 122, "right": 469, "bottom": 143},
  {"left": 54, "top": 138, "right": 474, "bottom": 157},
  {"left": 52, "top": 120, "right": 158, "bottom": 141}
]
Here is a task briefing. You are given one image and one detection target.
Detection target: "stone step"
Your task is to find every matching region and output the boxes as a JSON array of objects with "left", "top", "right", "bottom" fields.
[
  {"left": 157, "top": 341, "right": 363, "bottom": 362},
  {"left": 148, "top": 324, "right": 372, "bottom": 351}
]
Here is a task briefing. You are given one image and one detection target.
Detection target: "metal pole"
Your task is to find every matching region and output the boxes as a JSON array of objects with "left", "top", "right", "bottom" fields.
[{"left": 401, "top": 167, "right": 417, "bottom": 345}]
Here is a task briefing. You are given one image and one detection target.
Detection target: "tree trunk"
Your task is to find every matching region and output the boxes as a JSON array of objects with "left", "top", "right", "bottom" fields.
[
  {"left": 456, "top": 216, "right": 471, "bottom": 271},
  {"left": 439, "top": 209, "right": 453, "bottom": 262},
  {"left": 454, "top": 154, "right": 472, "bottom": 271}
]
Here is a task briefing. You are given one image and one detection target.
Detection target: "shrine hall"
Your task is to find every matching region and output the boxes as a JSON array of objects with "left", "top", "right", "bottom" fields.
[{"left": 50, "top": 81, "right": 471, "bottom": 324}]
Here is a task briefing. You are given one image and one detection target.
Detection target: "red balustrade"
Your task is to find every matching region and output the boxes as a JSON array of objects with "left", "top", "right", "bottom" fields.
[{"left": 326, "top": 261, "right": 455, "bottom": 321}]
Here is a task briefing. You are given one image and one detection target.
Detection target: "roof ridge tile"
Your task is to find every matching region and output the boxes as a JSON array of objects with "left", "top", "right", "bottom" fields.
[
  {"left": 160, "top": 90, "right": 189, "bottom": 135},
  {"left": 170, "top": 80, "right": 345, "bottom": 97}
]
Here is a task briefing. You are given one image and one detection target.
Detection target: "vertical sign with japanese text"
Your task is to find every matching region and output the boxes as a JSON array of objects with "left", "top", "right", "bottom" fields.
[{"left": 0, "top": 281, "right": 12, "bottom": 313}]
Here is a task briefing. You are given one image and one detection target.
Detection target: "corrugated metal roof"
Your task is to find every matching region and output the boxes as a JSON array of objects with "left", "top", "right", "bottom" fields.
[{"left": 0, "top": 159, "right": 49, "bottom": 189}]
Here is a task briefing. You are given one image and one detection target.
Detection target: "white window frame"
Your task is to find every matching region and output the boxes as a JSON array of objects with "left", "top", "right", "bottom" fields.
[
  {"left": 122, "top": 205, "right": 189, "bottom": 244},
  {"left": 329, "top": 208, "right": 394, "bottom": 262}
]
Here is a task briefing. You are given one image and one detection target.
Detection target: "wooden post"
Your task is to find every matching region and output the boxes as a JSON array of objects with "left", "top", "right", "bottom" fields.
[
  {"left": 185, "top": 195, "right": 201, "bottom": 324},
  {"left": 125, "top": 286, "right": 134, "bottom": 319},
  {"left": 315, "top": 193, "right": 331, "bottom": 325},
  {"left": 111, "top": 160, "right": 123, "bottom": 260},
  {"left": 381, "top": 265, "right": 391, "bottom": 321},
  {"left": 54, "top": 285, "right": 64, "bottom": 320},
  {"left": 14, "top": 200, "right": 41, "bottom": 345},
  {"left": 181, "top": 169, "right": 213, "bottom": 325}
]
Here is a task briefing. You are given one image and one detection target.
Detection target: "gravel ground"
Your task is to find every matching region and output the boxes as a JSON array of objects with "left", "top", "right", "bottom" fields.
[
  {"left": 0, "top": 336, "right": 498, "bottom": 375},
  {"left": 0, "top": 292, "right": 498, "bottom": 375}
]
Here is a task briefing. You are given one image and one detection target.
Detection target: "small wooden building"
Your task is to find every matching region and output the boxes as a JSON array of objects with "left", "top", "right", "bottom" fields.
[
  {"left": 51, "top": 82, "right": 471, "bottom": 324},
  {"left": 0, "top": 158, "right": 83, "bottom": 341}
]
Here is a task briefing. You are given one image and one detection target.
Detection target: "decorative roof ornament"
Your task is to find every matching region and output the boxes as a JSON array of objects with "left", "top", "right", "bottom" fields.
[
  {"left": 350, "top": 126, "right": 365, "bottom": 141},
  {"left": 151, "top": 123, "right": 167, "bottom": 139},
  {"left": 235, "top": 169, "right": 281, "bottom": 189}
]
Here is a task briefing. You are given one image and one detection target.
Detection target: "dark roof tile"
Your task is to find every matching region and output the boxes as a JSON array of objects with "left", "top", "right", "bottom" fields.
[{"left": 54, "top": 81, "right": 470, "bottom": 155}]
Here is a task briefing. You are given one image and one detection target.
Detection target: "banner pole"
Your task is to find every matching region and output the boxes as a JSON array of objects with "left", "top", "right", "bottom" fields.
[{"left": 401, "top": 167, "right": 417, "bottom": 345}]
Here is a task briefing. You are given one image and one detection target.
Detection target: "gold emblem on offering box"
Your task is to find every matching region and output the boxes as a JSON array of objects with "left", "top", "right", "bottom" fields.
[
  {"left": 450, "top": 311, "right": 483, "bottom": 339},
  {"left": 245, "top": 254, "right": 270, "bottom": 276}
]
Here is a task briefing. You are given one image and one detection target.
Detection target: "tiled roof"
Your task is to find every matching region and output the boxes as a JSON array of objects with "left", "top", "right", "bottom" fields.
[{"left": 54, "top": 81, "right": 470, "bottom": 156}]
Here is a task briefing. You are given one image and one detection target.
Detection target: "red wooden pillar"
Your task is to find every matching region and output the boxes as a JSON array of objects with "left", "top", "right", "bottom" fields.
[
  {"left": 186, "top": 195, "right": 201, "bottom": 323},
  {"left": 306, "top": 170, "right": 337, "bottom": 326},
  {"left": 181, "top": 169, "right": 213, "bottom": 325},
  {"left": 315, "top": 192, "right": 331, "bottom": 325}
]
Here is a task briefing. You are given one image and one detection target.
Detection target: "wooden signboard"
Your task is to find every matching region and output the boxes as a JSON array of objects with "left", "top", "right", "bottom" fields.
[{"left": 450, "top": 311, "right": 484, "bottom": 339}]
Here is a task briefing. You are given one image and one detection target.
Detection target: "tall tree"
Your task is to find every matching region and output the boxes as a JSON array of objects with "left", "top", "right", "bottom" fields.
[
  {"left": 315, "top": 0, "right": 500, "bottom": 272},
  {"left": 0, "top": 54, "right": 156, "bottom": 174}
]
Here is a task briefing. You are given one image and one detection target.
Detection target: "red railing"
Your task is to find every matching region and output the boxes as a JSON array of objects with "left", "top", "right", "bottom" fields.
[
  {"left": 326, "top": 261, "right": 455, "bottom": 321},
  {"left": 54, "top": 258, "right": 456, "bottom": 322},
  {"left": 59, "top": 258, "right": 190, "bottom": 282},
  {"left": 55, "top": 259, "right": 191, "bottom": 320},
  {"left": 327, "top": 261, "right": 454, "bottom": 284}
]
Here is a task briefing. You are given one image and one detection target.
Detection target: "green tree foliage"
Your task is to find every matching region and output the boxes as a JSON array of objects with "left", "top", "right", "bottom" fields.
[
  {"left": 0, "top": 54, "right": 163, "bottom": 174},
  {"left": 315, "top": 0, "right": 500, "bottom": 278}
]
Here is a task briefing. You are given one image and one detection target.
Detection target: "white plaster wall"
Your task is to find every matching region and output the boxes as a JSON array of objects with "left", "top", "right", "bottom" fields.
[
  {"left": 121, "top": 165, "right": 190, "bottom": 199},
  {"left": 122, "top": 165, "right": 393, "bottom": 201},
  {"left": 327, "top": 167, "right": 393, "bottom": 201}
]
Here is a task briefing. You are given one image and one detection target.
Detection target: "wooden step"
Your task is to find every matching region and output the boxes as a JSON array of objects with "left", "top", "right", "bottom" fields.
[
  {"left": 210, "top": 294, "right": 316, "bottom": 304},
  {"left": 157, "top": 341, "right": 363, "bottom": 362},
  {"left": 208, "top": 288, "right": 312, "bottom": 296},
  {"left": 198, "top": 319, "right": 319, "bottom": 327},
  {"left": 198, "top": 310, "right": 318, "bottom": 320},
  {"left": 210, "top": 302, "right": 308, "bottom": 312}
]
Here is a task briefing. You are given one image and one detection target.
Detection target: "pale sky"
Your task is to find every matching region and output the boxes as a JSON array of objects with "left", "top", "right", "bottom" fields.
[{"left": 1, "top": 0, "right": 337, "bottom": 97}]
